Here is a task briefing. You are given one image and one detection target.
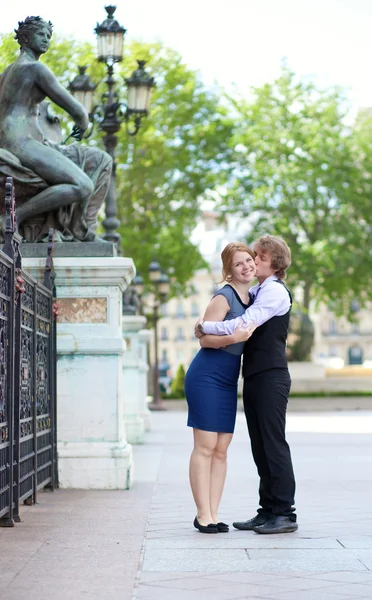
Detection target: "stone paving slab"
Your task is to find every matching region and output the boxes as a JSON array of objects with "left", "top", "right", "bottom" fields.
[
  {"left": 0, "top": 485, "right": 154, "bottom": 600},
  {"left": 145, "top": 536, "right": 343, "bottom": 549}
]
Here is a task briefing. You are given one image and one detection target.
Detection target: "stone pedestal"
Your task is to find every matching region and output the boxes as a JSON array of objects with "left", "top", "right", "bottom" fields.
[
  {"left": 122, "top": 315, "right": 151, "bottom": 443},
  {"left": 22, "top": 254, "right": 135, "bottom": 489}
]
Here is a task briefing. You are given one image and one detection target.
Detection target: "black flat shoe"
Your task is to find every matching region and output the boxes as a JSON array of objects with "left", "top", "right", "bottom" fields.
[
  {"left": 193, "top": 517, "right": 218, "bottom": 534},
  {"left": 217, "top": 522, "right": 229, "bottom": 532}
]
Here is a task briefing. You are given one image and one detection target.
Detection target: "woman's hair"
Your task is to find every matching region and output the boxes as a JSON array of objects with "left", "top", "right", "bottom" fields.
[
  {"left": 15, "top": 16, "right": 53, "bottom": 47},
  {"left": 219, "top": 242, "right": 255, "bottom": 283},
  {"left": 253, "top": 235, "right": 291, "bottom": 280}
]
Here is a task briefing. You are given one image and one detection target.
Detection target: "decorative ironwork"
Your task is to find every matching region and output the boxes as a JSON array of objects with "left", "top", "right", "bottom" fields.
[{"left": 0, "top": 179, "right": 57, "bottom": 526}]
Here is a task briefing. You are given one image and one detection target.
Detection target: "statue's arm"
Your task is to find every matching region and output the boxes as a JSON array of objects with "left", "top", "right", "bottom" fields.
[{"left": 34, "top": 62, "right": 89, "bottom": 131}]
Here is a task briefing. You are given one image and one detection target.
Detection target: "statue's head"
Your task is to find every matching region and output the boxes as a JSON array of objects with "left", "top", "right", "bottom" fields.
[{"left": 15, "top": 16, "right": 53, "bottom": 55}]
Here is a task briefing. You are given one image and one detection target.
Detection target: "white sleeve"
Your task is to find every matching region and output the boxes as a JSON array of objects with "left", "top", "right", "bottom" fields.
[{"left": 202, "top": 283, "right": 290, "bottom": 335}]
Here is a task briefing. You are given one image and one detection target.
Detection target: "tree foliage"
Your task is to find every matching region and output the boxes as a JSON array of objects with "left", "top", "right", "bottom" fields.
[{"left": 222, "top": 66, "right": 372, "bottom": 316}]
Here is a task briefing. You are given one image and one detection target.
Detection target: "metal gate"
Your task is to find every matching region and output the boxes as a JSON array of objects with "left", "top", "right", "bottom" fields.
[{"left": 0, "top": 177, "right": 57, "bottom": 527}]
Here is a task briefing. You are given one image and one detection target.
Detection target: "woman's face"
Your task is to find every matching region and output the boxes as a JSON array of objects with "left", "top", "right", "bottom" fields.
[
  {"left": 229, "top": 251, "right": 256, "bottom": 284},
  {"left": 26, "top": 25, "right": 52, "bottom": 55}
]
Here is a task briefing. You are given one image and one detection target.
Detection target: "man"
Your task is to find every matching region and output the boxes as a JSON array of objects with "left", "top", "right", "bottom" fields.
[{"left": 197, "top": 235, "right": 297, "bottom": 534}]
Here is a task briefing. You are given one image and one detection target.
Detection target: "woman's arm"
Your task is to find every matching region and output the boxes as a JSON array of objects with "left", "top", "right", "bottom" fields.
[
  {"left": 34, "top": 62, "right": 89, "bottom": 130},
  {"left": 200, "top": 333, "right": 237, "bottom": 349}
]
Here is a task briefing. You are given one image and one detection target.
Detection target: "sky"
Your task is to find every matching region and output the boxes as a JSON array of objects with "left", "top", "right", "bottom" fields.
[{"left": 2, "top": 0, "right": 372, "bottom": 112}]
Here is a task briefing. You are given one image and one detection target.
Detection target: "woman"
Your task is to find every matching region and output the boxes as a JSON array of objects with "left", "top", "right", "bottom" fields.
[{"left": 184, "top": 242, "right": 257, "bottom": 533}]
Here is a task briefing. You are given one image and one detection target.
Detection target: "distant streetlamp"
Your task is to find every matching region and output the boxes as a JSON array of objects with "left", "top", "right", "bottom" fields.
[
  {"left": 68, "top": 5, "right": 155, "bottom": 245},
  {"left": 134, "top": 262, "right": 170, "bottom": 410}
]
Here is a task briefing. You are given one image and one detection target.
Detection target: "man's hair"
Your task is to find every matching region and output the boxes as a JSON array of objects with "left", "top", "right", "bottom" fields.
[
  {"left": 15, "top": 17, "right": 53, "bottom": 47},
  {"left": 254, "top": 235, "right": 291, "bottom": 280},
  {"left": 219, "top": 242, "right": 255, "bottom": 282}
]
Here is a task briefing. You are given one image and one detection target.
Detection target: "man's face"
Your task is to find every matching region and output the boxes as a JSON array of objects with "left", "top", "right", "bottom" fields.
[{"left": 254, "top": 248, "right": 276, "bottom": 280}]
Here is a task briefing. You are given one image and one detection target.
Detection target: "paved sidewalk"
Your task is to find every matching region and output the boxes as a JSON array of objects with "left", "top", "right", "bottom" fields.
[{"left": 1, "top": 410, "right": 372, "bottom": 599}]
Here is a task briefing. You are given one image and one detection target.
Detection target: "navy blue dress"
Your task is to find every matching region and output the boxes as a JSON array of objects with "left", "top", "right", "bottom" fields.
[{"left": 185, "top": 285, "right": 250, "bottom": 433}]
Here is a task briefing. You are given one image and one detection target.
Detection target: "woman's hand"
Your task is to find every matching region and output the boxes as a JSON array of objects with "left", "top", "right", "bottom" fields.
[
  {"left": 230, "top": 321, "right": 257, "bottom": 343},
  {"left": 194, "top": 317, "right": 204, "bottom": 339}
]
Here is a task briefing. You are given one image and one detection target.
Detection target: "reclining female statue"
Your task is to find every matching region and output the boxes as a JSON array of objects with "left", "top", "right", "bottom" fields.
[{"left": 0, "top": 16, "right": 112, "bottom": 242}]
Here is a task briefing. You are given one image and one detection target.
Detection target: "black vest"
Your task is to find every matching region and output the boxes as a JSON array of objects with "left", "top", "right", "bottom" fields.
[{"left": 242, "top": 281, "right": 292, "bottom": 378}]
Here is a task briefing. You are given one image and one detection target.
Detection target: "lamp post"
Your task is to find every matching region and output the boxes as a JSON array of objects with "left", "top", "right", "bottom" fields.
[
  {"left": 68, "top": 5, "right": 155, "bottom": 246},
  {"left": 133, "top": 262, "right": 170, "bottom": 411}
]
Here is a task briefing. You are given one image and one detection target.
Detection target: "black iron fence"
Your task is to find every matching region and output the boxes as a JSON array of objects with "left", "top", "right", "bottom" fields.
[{"left": 0, "top": 177, "right": 57, "bottom": 527}]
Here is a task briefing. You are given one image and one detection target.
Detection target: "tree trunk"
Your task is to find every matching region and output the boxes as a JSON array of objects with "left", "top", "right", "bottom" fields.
[{"left": 303, "top": 280, "right": 312, "bottom": 312}]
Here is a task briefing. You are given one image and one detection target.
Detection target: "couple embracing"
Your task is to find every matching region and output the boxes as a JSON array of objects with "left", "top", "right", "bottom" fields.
[{"left": 185, "top": 235, "right": 298, "bottom": 535}]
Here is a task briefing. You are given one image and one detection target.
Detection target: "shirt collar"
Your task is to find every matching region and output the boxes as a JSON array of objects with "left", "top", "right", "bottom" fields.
[{"left": 250, "top": 274, "right": 279, "bottom": 296}]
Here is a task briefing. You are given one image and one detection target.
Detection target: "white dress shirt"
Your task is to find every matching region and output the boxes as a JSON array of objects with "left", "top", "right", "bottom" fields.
[{"left": 202, "top": 275, "right": 291, "bottom": 336}]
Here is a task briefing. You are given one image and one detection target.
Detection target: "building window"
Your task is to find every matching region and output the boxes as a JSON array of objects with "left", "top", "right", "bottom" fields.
[
  {"left": 161, "top": 349, "right": 168, "bottom": 362},
  {"left": 176, "top": 327, "right": 185, "bottom": 341},
  {"left": 352, "top": 322, "right": 360, "bottom": 335},
  {"left": 160, "top": 303, "right": 168, "bottom": 317},
  {"left": 176, "top": 350, "right": 184, "bottom": 362},
  {"left": 191, "top": 348, "right": 198, "bottom": 359},
  {"left": 351, "top": 299, "right": 360, "bottom": 313},
  {"left": 176, "top": 302, "right": 185, "bottom": 318},
  {"left": 348, "top": 345, "right": 363, "bottom": 365},
  {"left": 160, "top": 327, "right": 168, "bottom": 340},
  {"left": 191, "top": 302, "right": 199, "bottom": 317},
  {"left": 329, "top": 320, "right": 336, "bottom": 335}
]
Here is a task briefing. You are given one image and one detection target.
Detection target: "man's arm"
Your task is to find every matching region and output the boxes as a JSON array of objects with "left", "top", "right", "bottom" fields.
[
  {"left": 199, "top": 322, "right": 257, "bottom": 348},
  {"left": 201, "top": 282, "right": 290, "bottom": 335}
]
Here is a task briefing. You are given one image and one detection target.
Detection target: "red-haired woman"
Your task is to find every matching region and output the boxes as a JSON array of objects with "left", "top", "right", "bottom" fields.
[{"left": 185, "top": 242, "right": 257, "bottom": 533}]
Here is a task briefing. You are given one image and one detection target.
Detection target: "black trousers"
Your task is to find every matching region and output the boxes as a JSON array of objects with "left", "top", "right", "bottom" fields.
[{"left": 243, "top": 368, "right": 296, "bottom": 520}]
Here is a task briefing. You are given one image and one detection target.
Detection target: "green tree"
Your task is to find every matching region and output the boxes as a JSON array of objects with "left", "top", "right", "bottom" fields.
[
  {"left": 222, "top": 66, "right": 372, "bottom": 317},
  {"left": 170, "top": 364, "right": 186, "bottom": 398},
  {"left": 286, "top": 310, "right": 315, "bottom": 362}
]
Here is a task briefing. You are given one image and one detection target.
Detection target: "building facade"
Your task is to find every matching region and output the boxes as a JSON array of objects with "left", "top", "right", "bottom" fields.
[
  {"left": 156, "top": 268, "right": 218, "bottom": 379},
  {"left": 311, "top": 302, "right": 372, "bottom": 367}
]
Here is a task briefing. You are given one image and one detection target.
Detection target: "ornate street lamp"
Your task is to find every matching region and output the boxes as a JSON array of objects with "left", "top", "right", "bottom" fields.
[
  {"left": 68, "top": 5, "right": 155, "bottom": 245},
  {"left": 133, "top": 263, "right": 170, "bottom": 410},
  {"left": 68, "top": 66, "right": 97, "bottom": 115},
  {"left": 95, "top": 4, "right": 126, "bottom": 64}
]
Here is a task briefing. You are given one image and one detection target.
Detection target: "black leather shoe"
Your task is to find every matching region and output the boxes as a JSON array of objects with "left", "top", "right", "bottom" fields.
[
  {"left": 253, "top": 516, "right": 298, "bottom": 534},
  {"left": 217, "top": 522, "right": 229, "bottom": 532},
  {"left": 233, "top": 514, "right": 269, "bottom": 530},
  {"left": 193, "top": 517, "right": 218, "bottom": 534}
]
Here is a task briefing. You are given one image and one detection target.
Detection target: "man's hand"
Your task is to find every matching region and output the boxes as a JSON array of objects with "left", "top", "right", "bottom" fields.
[
  {"left": 194, "top": 317, "right": 204, "bottom": 339},
  {"left": 231, "top": 321, "right": 257, "bottom": 343}
]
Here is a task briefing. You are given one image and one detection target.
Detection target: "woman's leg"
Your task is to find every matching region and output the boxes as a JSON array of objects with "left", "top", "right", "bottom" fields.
[
  {"left": 210, "top": 432, "right": 233, "bottom": 523},
  {"left": 189, "top": 429, "right": 217, "bottom": 525}
]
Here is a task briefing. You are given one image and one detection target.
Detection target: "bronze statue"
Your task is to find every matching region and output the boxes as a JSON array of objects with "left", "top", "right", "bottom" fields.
[{"left": 0, "top": 16, "right": 112, "bottom": 242}]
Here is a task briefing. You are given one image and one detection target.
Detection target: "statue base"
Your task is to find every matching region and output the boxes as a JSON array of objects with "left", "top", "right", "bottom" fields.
[
  {"left": 122, "top": 315, "right": 152, "bottom": 443},
  {"left": 22, "top": 255, "right": 135, "bottom": 489},
  {"left": 21, "top": 241, "right": 117, "bottom": 258}
]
